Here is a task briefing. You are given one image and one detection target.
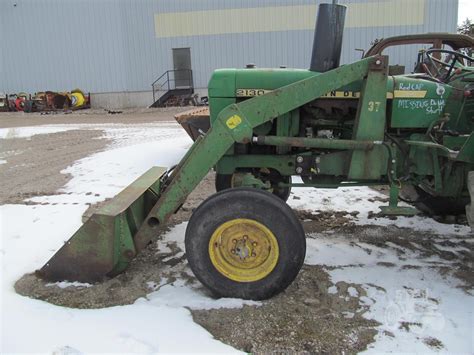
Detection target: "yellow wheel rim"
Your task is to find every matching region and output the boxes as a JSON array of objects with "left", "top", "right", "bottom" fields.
[{"left": 209, "top": 218, "right": 279, "bottom": 282}]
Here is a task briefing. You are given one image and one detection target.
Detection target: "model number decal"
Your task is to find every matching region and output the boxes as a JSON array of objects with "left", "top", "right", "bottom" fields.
[{"left": 236, "top": 89, "right": 271, "bottom": 97}]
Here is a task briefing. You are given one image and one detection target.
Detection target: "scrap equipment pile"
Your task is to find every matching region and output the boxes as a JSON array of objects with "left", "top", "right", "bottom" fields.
[{"left": 2, "top": 89, "right": 90, "bottom": 112}]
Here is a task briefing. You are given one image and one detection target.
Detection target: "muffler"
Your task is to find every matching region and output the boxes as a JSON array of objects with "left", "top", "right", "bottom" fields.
[{"left": 310, "top": 1, "right": 347, "bottom": 72}]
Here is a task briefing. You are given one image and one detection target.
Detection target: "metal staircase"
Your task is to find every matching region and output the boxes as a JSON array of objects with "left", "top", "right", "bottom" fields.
[{"left": 150, "top": 69, "right": 194, "bottom": 107}]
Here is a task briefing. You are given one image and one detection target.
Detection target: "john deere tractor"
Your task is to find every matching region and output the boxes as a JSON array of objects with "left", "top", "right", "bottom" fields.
[{"left": 38, "top": 3, "right": 474, "bottom": 300}]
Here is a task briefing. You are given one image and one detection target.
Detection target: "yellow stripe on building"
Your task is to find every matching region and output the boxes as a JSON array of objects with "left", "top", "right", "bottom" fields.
[
  {"left": 155, "top": 0, "right": 425, "bottom": 38},
  {"left": 345, "top": 0, "right": 425, "bottom": 28}
]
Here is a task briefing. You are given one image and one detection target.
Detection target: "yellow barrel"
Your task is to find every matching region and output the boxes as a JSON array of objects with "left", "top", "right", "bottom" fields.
[{"left": 71, "top": 92, "right": 85, "bottom": 107}]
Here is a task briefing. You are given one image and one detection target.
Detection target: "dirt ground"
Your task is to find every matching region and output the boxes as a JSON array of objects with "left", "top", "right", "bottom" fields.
[
  {"left": 0, "top": 107, "right": 184, "bottom": 128},
  {"left": 0, "top": 108, "right": 187, "bottom": 204},
  {"left": 3, "top": 109, "right": 473, "bottom": 354}
]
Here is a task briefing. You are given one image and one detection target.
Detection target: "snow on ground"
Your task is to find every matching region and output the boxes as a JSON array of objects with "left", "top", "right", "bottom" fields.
[
  {"left": 27, "top": 122, "right": 186, "bottom": 204},
  {"left": 1, "top": 123, "right": 244, "bottom": 353},
  {"left": 288, "top": 179, "right": 471, "bottom": 236},
  {"left": 304, "top": 234, "right": 473, "bottom": 353},
  {"left": 291, "top": 184, "right": 473, "bottom": 353},
  {"left": 0, "top": 122, "right": 177, "bottom": 143},
  {"left": 1, "top": 122, "right": 473, "bottom": 353},
  {"left": 0, "top": 125, "right": 75, "bottom": 139},
  {"left": 46, "top": 281, "right": 93, "bottom": 289}
]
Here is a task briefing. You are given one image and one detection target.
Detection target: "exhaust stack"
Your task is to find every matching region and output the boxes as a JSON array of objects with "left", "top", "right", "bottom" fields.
[{"left": 310, "top": 1, "right": 347, "bottom": 72}]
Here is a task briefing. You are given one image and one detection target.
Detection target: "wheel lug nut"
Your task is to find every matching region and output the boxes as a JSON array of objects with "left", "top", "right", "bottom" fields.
[
  {"left": 231, "top": 249, "right": 236, "bottom": 254},
  {"left": 252, "top": 242, "right": 257, "bottom": 247},
  {"left": 251, "top": 252, "right": 256, "bottom": 257},
  {"left": 243, "top": 235, "right": 248, "bottom": 240},
  {"left": 232, "top": 239, "right": 237, "bottom": 243}
]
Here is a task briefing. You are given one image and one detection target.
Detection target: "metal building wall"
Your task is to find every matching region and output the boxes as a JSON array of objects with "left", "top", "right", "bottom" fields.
[
  {"left": 0, "top": 13, "right": 4, "bottom": 90},
  {"left": 0, "top": 0, "right": 459, "bottom": 94}
]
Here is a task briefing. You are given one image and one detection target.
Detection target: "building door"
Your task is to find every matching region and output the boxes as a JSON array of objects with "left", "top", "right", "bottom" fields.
[{"left": 172, "top": 48, "right": 193, "bottom": 88}]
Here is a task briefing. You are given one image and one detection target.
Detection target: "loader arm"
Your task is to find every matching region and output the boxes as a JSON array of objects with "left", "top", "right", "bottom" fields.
[
  {"left": 134, "top": 56, "right": 380, "bottom": 250},
  {"left": 39, "top": 55, "right": 381, "bottom": 282}
]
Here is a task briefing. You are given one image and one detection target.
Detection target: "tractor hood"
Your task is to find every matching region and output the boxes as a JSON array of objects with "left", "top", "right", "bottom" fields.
[{"left": 208, "top": 66, "right": 465, "bottom": 130}]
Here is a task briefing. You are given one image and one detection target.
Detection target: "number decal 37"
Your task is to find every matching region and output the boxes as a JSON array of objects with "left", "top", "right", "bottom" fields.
[{"left": 368, "top": 101, "right": 381, "bottom": 112}]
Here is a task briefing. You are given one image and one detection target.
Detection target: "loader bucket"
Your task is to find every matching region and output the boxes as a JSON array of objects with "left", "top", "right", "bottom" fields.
[
  {"left": 37, "top": 166, "right": 167, "bottom": 282},
  {"left": 174, "top": 107, "right": 210, "bottom": 141}
]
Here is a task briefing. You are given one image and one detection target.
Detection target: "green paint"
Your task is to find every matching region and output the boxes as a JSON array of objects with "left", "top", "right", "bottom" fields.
[{"left": 40, "top": 51, "right": 474, "bottom": 282}]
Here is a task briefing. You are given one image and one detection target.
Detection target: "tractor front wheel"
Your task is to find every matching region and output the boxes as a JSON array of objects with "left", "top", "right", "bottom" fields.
[{"left": 185, "top": 187, "right": 305, "bottom": 300}]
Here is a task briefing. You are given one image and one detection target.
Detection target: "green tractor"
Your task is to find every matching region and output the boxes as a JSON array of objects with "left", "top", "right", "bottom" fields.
[
  {"left": 207, "top": 32, "right": 474, "bottom": 217},
  {"left": 38, "top": 4, "right": 474, "bottom": 300}
]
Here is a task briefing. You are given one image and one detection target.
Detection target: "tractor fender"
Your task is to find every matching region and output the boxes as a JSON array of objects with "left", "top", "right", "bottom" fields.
[{"left": 456, "top": 133, "right": 474, "bottom": 164}]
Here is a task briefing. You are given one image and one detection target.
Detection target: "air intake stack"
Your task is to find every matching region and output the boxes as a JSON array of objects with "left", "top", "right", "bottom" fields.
[{"left": 310, "top": 1, "right": 347, "bottom": 72}]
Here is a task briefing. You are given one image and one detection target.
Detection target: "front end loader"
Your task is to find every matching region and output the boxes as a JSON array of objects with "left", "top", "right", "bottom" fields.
[{"left": 37, "top": 3, "right": 474, "bottom": 300}]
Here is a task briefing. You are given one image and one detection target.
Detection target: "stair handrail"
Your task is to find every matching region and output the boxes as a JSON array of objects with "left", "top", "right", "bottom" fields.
[{"left": 151, "top": 69, "right": 193, "bottom": 104}]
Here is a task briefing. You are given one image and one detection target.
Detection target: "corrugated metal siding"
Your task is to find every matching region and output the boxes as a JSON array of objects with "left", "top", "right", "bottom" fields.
[
  {"left": 0, "top": 12, "right": 4, "bottom": 92},
  {"left": 0, "top": 0, "right": 459, "bottom": 93}
]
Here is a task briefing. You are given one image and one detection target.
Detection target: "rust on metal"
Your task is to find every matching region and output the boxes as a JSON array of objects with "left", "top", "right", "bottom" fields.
[
  {"left": 256, "top": 135, "right": 375, "bottom": 151},
  {"left": 36, "top": 166, "right": 167, "bottom": 282},
  {"left": 365, "top": 33, "right": 474, "bottom": 57},
  {"left": 174, "top": 107, "right": 210, "bottom": 141}
]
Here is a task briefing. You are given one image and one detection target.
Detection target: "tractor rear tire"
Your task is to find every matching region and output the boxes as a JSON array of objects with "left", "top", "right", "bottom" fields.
[
  {"left": 215, "top": 171, "right": 292, "bottom": 202},
  {"left": 467, "top": 171, "right": 474, "bottom": 230},
  {"left": 215, "top": 173, "right": 233, "bottom": 192},
  {"left": 413, "top": 187, "right": 469, "bottom": 216},
  {"left": 185, "top": 187, "right": 306, "bottom": 300}
]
